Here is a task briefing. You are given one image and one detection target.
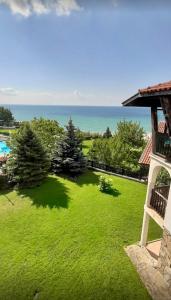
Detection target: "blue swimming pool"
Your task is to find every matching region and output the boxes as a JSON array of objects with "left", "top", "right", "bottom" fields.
[{"left": 0, "top": 141, "right": 11, "bottom": 156}]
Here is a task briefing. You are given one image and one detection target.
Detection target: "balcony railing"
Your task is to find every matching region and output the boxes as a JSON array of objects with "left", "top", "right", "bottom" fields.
[
  {"left": 150, "top": 186, "right": 169, "bottom": 218},
  {"left": 155, "top": 132, "right": 171, "bottom": 159}
]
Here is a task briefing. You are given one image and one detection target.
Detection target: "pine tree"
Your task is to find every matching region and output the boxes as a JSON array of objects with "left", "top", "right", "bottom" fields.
[
  {"left": 52, "top": 119, "right": 87, "bottom": 175},
  {"left": 6, "top": 123, "right": 50, "bottom": 188},
  {"left": 0, "top": 106, "right": 14, "bottom": 126},
  {"left": 103, "top": 127, "right": 112, "bottom": 138}
]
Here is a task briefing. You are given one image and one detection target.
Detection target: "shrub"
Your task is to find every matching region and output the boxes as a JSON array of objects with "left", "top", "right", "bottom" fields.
[{"left": 98, "top": 175, "right": 113, "bottom": 193}]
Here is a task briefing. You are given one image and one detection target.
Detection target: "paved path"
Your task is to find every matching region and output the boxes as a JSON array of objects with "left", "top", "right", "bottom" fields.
[{"left": 125, "top": 244, "right": 171, "bottom": 300}]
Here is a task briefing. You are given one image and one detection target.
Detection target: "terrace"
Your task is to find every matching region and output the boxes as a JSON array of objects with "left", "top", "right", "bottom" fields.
[
  {"left": 155, "top": 131, "right": 171, "bottom": 160},
  {"left": 123, "top": 81, "right": 171, "bottom": 222},
  {"left": 150, "top": 185, "right": 169, "bottom": 219}
]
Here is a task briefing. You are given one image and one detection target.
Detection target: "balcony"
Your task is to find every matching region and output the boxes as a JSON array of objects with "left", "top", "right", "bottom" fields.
[
  {"left": 150, "top": 185, "right": 169, "bottom": 218},
  {"left": 155, "top": 132, "right": 171, "bottom": 160}
]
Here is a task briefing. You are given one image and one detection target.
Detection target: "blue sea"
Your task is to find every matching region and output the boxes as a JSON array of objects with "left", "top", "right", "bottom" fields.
[{"left": 4, "top": 105, "right": 152, "bottom": 133}]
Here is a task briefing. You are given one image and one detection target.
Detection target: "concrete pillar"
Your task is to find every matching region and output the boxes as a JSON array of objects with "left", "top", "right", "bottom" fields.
[
  {"left": 140, "top": 158, "right": 161, "bottom": 247},
  {"left": 140, "top": 211, "right": 150, "bottom": 246}
]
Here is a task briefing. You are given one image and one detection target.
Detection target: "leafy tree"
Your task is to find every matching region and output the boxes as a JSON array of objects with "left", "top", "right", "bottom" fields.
[
  {"left": 89, "top": 138, "right": 112, "bottom": 165},
  {"left": 156, "top": 168, "right": 170, "bottom": 186},
  {"left": 115, "top": 120, "right": 145, "bottom": 148},
  {"left": 103, "top": 127, "right": 112, "bottom": 138},
  {"left": 89, "top": 121, "right": 145, "bottom": 172},
  {"left": 113, "top": 121, "right": 145, "bottom": 171},
  {"left": 52, "top": 119, "right": 87, "bottom": 175},
  {"left": 6, "top": 123, "right": 50, "bottom": 188},
  {"left": 0, "top": 106, "right": 14, "bottom": 126},
  {"left": 30, "top": 118, "right": 63, "bottom": 156}
]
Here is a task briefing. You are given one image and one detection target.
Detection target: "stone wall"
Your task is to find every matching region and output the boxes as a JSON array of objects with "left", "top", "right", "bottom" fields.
[{"left": 158, "top": 228, "right": 171, "bottom": 290}]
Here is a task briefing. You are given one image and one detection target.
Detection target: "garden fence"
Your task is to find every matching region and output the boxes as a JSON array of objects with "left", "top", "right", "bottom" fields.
[{"left": 88, "top": 160, "right": 147, "bottom": 181}]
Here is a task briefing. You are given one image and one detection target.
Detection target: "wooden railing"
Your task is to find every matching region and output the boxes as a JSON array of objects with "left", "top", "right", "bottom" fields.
[
  {"left": 155, "top": 132, "right": 171, "bottom": 159},
  {"left": 150, "top": 186, "right": 169, "bottom": 218}
]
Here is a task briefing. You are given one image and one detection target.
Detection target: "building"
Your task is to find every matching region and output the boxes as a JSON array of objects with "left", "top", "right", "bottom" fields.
[
  {"left": 123, "top": 81, "right": 171, "bottom": 298},
  {"left": 139, "top": 121, "right": 166, "bottom": 166}
]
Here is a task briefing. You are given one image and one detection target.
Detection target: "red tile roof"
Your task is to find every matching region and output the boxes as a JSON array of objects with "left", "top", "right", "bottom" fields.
[
  {"left": 139, "top": 80, "right": 171, "bottom": 95},
  {"left": 139, "top": 121, "right": 166, "bottom": 165}
]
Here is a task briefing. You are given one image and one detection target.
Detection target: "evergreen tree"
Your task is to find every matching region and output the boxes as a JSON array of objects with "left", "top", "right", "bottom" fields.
[
  {"left": 52, "top": 119, "right": 87, "bottom": 175},
  {"left": 6, "top": 123, "right": 50, "bottom": 188},
  {"left": 0, "top": 106, "right": 14, "bottom": 126},
  {"left": 103, "top": 127, "right": 112, "bottom": 138}
]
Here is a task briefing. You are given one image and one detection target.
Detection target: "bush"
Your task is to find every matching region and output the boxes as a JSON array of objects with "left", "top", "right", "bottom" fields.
[{"left": 98, "top": 175, "right": 113, "bottom": 193}]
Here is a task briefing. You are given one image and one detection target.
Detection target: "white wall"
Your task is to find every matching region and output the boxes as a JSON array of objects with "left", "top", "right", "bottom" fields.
[
  {"left": 149, "top": 155, "right": 171, "bottom": 234},
  {"left": 164, "top": 190, "right": 171, "bottom": 234}
]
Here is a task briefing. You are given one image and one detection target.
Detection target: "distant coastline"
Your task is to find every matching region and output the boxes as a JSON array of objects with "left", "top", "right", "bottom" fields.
[{"left": 2, "top": 104, "right": 152, "bottom": 133}]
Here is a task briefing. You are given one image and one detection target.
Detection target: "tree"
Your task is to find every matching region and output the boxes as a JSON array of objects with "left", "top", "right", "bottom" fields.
[
  {"left": 0, "top": 106, "right": 14, "bottom": 126},
  {"left": 6, "top": 123, "right": 50, "bottom": 188},
  {"left": 115, "top": 120, "right": 145, "bottom": 148},
  {"left": 89, "top": 121, "right": 145, "bottom": 172},
  {"left": 113, "top": 121, "right": 145, "bottom": 171},
  {"left": 52, "top": 119, "right": 87, "bottom": 175},
  {"left": 89, "top": 138, "right": 112, "bottom": 165},
  {"left": 103, "top": 127, "right": 112, "bottom": 138},
  {"left": 156, "top": 168, "right": 170, "bottom": 186},
  {"left": 30, "top": 118, "right": 63, "bottom": 157}
]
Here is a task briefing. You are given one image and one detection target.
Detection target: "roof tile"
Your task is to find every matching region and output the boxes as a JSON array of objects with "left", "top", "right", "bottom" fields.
[
  {"left": 139, "top": 80, "right": 171, "bottom": 95},
  {"left": 139, "top": 121, "right": 166, "bottom": 165}
]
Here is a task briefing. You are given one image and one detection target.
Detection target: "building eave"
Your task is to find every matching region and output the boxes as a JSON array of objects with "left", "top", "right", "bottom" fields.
[{"left": 122, "top": 90, "right": 171, "bottom": 107}]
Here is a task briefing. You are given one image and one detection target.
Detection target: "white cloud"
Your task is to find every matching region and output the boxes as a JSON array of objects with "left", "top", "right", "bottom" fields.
[
  {"left": 0, "top": 87, "right": 118, "bottom": 106},
  {"left": 0, "top": 87, "right": 19, "bottom": 96},
  {"left": 73, "top": 89, "right": 82, "bottom": 98},
  {"left": 0, "top": 0, "right": 81, "bottom": 17}
]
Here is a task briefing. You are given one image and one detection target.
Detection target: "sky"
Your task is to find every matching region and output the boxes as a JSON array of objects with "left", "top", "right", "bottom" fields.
[{"left": 0, "top": 0, "right": 171, "bottom": 106}]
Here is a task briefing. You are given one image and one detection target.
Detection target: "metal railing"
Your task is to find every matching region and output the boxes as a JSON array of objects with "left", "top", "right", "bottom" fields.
[{"left": 88, "top": 160, "right": 147, "bottom": 181}]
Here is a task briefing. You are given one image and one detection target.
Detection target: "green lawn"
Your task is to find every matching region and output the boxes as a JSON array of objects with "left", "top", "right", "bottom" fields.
[
  {"left": 0, "top": 128, "right": 16, "bottom": 136},
  {"left": 0, "top": 171, "right": 161, "bottom": 300},
  {"left": 82, "top": 140, "right": 93, "bottom": 155}
]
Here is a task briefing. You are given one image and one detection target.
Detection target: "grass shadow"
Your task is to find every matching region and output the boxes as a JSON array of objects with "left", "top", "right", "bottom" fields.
[
  {"left": 75, "top": 170, "right": 101, "bottom": 186},
  {"left": 17, "top": 176, "right": 70, "bottom": 209},
  {"left": 0, "top": 189, "right": 16, "bottom": 206},
  {"left": 102, "top": 188, "right": 121, "bottom": 197}
]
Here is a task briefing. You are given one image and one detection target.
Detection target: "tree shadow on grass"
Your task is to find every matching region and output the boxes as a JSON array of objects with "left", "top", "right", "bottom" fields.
[
  {"left": 0, "top": 189, "right": 16, "bottom": 206},
  {"left": 16, "top": 176, "right": 70, "bottom": 209},
  {"left": 75, "top": 170, "right": 101, "bottom": 186},
  {"left": 75, "top": 171, "right": 121, "bottom": 196},
  {"left": 73, "top": 170, "right": 122, "bottom": 197}
]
